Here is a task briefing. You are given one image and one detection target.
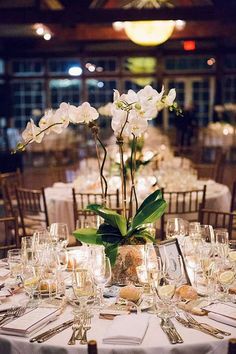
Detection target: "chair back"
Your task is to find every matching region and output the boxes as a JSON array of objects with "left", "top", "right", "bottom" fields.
[
  {"left": 230, "top": 181, "right": 236, "bottom": 212},
  {"left": 1, "top": 170, "right": 22, "bottom": 216},
  {"left": 198, "top": 208, "right": 234, "bottom": 239},
  {"left": 72, "top": 189, "right": 120, "bottom": 228},
  {"left": 0, "top": 215, "right": 20, "bottom": 258},
  {"left": 16, "top": 187, "right": 49, "bottom": 236},
  {"left": 160, "top": 185, "right": 207, "bottom": 240}
]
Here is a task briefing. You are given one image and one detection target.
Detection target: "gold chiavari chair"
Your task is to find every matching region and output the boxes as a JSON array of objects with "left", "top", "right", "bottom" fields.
[
  {"left": 15, "top": 187, "right": 49, "bottom": 237},
  {"left": 0, "top": 215, "right": 20, "bottom": 258},
  {"left": 0, "top": 169, "right": 23, "bottom": 216},
  {"left": 198, "top": 208, "right": 234, "bottom": 239},
  {"left": 160, "top": 185, "right": 207, "bottom": 240},
  {"left": 72, "top": 189, "right": 120, "bottom": 229}
]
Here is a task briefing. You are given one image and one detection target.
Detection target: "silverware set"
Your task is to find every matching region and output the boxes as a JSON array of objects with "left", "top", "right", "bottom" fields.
[
  {"left": 68, "top": 313, "right": 92, "bottom": 345},
  {"left": 0, "top": 307, "right": 26, "bottom": 326},
  {"left": 160, "top": 318, "right": 183, "bottom": 344},
  {"left": 30, "top": 319, "right": 74, "bottom": 343},
  {"left": 175, "top": 312, "right": 231, "bottom": 339}
]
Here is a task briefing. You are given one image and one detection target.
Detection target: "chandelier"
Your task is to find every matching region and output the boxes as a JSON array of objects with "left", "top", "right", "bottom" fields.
[{"left": 121, "top": 0, "right": 176, "bottom": 46}]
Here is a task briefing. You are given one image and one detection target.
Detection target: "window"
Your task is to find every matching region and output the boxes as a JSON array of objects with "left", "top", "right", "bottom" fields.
[
  {"left": 165, "top": 56, "right": 215, "bottom": 73},
  {"left": 123, "top": 57, "right": 157, "bottom": 74},
  {"left": 49, "top": 79, "right": 82, "bottom": 108},
  {"left": 0, "top": 59, "right": 4, "bottom": 74},
  {"left": 224, "top": 55, "right": 236, "bottom": 71},
  {"left": 11, "top": 59, "right": 44, "bottom": 76},
  {"left": 124, "top": 78, "right": 156, "bottom": 91},
  {"left": 11, "top": 80, "right": 45, "bottom": 128},
  {"left": 48, "top": 58, "right": 82, "bottom": 76},
  {"left": 223, "top": 76, "right": 236, "bottom": 103},
  {"left": 84, "top": 58, "right": 117, "bottom": 74},
  {"left": 86, "top": 79, "right": 117, "bottom": 107}
]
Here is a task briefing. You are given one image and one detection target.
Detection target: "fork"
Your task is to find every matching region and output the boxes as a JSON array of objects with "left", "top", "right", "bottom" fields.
[
  {"left": 184, "top": 313, "right": 231, "bottom": 336},
  {"left": 68, "top": 322, "right": 80, "bottom": 345},
  {"left": 0, "top": 307, "right": 26, "bottom": 326},
  {"left": 0, "top": 307, "right": 19, "bottom": 326},
  {"left": 80, "top": 315, "right": 91, "bottom": 345}
]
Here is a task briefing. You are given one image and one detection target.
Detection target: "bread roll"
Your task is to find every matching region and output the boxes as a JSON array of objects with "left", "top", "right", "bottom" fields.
[
  {"left": 119, "top": 285, "right": 142, "bottom": 302},
  {"left": 176, "top": 285, "right": 198, "bottom": 301}
]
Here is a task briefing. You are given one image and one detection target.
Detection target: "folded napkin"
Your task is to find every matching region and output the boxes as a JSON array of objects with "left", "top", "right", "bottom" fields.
[
  {"left": 0, "top": 269, "right": 10, "bottom": 279},
  {"left": 103, "top": 314, "right": 149, "bottom": 345},
  {"left": 0, "top": 307, "right": 60, "bottom": 337},
  {"left": 208, "top": 312, "right": 236, "bottom": 327}
]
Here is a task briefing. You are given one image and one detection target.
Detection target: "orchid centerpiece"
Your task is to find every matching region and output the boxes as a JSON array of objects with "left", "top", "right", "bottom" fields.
[{"left": 16, "top": 85, "right": 182, "bottom": 266}]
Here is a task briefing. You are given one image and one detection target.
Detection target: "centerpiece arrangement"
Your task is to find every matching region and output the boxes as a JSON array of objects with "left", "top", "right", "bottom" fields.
[{"left": 16, "top": 84, "right": 181, "bottom": 282}]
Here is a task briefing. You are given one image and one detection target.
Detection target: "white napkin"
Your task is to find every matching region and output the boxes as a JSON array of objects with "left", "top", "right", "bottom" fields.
[
  {"left": 103, "top": 314, "right": 149, "bottom": 345},
  {"left": 208, "top": 312, "right": 236, "bottom": 327},
  {"left": 0, "top": 269, "right": 10, "bottom": 279},
  {"left": 0, "top": 307, "right": 60, "bottom": 337}
]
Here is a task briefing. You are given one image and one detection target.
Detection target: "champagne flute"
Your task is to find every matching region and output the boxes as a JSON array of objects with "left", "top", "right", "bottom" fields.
[
  {"left": 215, "top": 229, "right": 229, "bottom": 266},
  {"left": 92, "top": 256, "right": 111, "bottom": 307},
  {"left": 50, "top": 223, "right": 69, "bottom": 248}
]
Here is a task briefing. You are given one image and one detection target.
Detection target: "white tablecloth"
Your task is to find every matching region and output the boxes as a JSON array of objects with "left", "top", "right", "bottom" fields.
[
  {"left": 45, "top": 179, "right": 231, "bottom": 233},
  {"left": 0, "top": 291, "right": 234, "bottom": 354}
]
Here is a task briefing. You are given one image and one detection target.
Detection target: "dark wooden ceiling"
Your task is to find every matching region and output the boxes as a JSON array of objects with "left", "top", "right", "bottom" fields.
[{"left": 0, "top": 0, "right": 235, "bottom": 54}]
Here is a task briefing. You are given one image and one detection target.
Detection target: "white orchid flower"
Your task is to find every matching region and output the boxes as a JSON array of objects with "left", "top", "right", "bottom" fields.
[
  {"left": 164, "top": 88, "right": 176, "bottom": 107},
  {"left": 39, "top": 109, "right": 57, "bottom": 135},
  {"left": 125, "top": 110, "right": 148, "bottom": 137},
  {"left": 111, "top": 108, "right": 127, "bottom": 136},
  {"left": 53, "top": 102, "right": 78, "bottom": 130},
  {"left": 22, "top": 119, "right": 44, "bottom": 143},
  {"left": 76, "top": 102, "right": 99, "bottom": 124}
]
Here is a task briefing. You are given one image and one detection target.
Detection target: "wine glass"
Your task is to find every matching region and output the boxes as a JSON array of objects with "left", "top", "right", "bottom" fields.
[
  {"left": 21, "top": 236, "right": 37, "bottom": 265},
  {"left": 22, "top": 265, "right": 39, "bottom": 307},
  {"left": 188, "top": 222, "right": 201, "bottom": 239},
  {"left": 57, "top": 249, "right": 68, "bottom": 295},
  {"left": 92, "top": 256, "right": 111, "bottom": 307},
  {"left": 166, "top": 218, "right": 187, "bottom": 239},
  {"left": 164, "top": 253, "right": 185, "bottom": 287},
  {"left": 72, "top": 269, "right": 94, "bottom": 314},
  {"left": 218, "top": 268, "right": 235, "bottom": 302},
  {"left": 183, "top": 237, "right": 202, "bottom": 288},
  {"left": 50, "top": 223, "right": 69, "bottom": 248}
]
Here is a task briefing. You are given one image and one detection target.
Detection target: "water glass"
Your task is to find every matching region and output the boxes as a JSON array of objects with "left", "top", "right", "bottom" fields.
[
  {"left": 22, "top": 265, "right": 39, "bottom": 307},
  {"left": 72, "top": 269, "right": 94, "bottom": 314},
  {"left": 92, "top": 256, "right": 111, "bottom": 307},
  {"left": 166, "top": 218, "right": 187, "bottom": 239},
  {"left": 7, "top": 249, "right": 23, "bottom": 279},
  {"left": 215, "top": 229, "right": 229, "bottom": 264}
]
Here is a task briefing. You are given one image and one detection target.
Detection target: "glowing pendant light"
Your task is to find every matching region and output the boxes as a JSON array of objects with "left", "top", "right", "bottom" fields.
[{"left": 124, "top": 20, "right": 175, "bottom": 46}]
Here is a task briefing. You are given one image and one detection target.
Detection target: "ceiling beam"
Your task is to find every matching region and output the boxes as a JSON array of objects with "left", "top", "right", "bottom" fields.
[
  {"left": 49, "top": 21, "right": 236, "bottom": 42},
  {"left": 0, "top": 6, "right": 235, "bottom": 24}
]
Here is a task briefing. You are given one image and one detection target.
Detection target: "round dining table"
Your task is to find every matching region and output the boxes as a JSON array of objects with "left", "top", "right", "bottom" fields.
[
  {"left": 0, "top": 289, "right": 234, "bottom": 354},
  {"left": 45, "top": 178, "right": 231, "bottom": 233}
]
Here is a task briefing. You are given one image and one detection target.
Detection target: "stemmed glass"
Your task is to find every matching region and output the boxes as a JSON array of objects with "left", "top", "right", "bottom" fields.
[
  {"left": 22, "top": 265, "right": 39, "bottom": 307},
  {"left": 215, "top": 229, "right": 229, "bottom": 266},
  {"left": 50, "top": 223, "right": 69, "bottom": 248},
  {"left": 92, "top": 255, "right": 111, "bottom": 307},
  {"left": 72, "top": 269, "right": 94, "bottom": 315},
  {"left": 183, "top": 237, "right": 202, "bottom": 289},
  {"left": 166, "top": 218, "right": 187, "bottom": 239}
]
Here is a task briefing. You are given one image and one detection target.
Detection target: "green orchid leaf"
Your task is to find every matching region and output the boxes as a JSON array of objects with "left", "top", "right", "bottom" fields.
[
  {"left": 131, "top": 199, "right": 167, "bottom": 229},
  {"left": 104, "top": 243, "right": 119, "bottom": 267},
  {"left": 98, "top": 223, "right": 123, "bottom": 243},
  {"left": 136, "top": 189, "right": 163, "bottom": 215},
  {"left": 73, "top": 228, "right": 103, "bottom": 245},
  {"left": 86, "top": 204, "right": 127, "bottom": 236}
]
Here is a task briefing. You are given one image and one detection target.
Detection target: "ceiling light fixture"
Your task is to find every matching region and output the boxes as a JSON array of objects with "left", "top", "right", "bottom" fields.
[{"left": 123, "top": 0, "right": 175, "bottom": 46}]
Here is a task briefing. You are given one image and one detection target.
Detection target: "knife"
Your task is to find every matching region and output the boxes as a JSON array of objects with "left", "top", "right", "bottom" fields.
[
  {"left": 167, "top": 319, "right": 183, "bottom": 343},
  {"left": 160, "top": 319, "right": 177, "bottom": 344},
  {"left": 30, "top": 319, "right": 73, "bottom": 343}
]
